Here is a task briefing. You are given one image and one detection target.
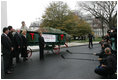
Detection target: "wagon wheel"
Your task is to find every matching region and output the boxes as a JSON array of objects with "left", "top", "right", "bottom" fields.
[
  {"left": 27, "top": 46, "right": 32, "bottom": 58},
  {"left": 53, "top": 45, "right": 60, "bottom": 54}
]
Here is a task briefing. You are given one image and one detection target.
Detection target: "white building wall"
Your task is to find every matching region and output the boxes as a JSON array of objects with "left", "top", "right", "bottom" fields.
[{"left": 93, "top": 28, "right": 108, "bottom": 37}]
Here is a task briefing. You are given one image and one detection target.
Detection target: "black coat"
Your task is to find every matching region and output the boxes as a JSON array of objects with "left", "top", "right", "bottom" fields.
[
  {"left": 39, "top": 35, "right": 45, "bottom": 60},
  {"left": 88, "top": 34, "right": 93, "bottom": 41},
  {"left": 14, "top": 32, "right": 23, "bottom": 49},
  {"left": 39, "top": 36, "right": 45, "bottom": 47},
  {"left": 21, "top": 35, "right": 28, "bottom": 57},
  {"left": 21, "top": 35, "right": 27, "bottom": 47},
  {"left": 7, "top": 32, "right": 14, "bottom": 47},
  {"left": 1, "top": 34, "right": 12, "bottom": 54},
  {"left": 103, "top": 54, "right": 117, "bottom": 73},
  {"left": 1, "top": 33, "right": 12, "bottom": 73},
  {"left": 7, "top": 31, "right": 16, "bottom": 58}
]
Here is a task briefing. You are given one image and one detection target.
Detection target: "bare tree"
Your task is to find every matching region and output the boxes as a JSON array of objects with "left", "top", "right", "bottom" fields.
[{"left": 78, "top": 1, "right": 117, "bottom": 29}]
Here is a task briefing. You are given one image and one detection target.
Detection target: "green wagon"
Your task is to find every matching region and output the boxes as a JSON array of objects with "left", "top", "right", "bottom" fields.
[{"left": 26, "top": 31, "right": 67, "bottom": 57}]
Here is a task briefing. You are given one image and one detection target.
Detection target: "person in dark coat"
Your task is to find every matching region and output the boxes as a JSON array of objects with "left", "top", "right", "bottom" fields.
[
  {"left": 88, "top": 33, "right": 93, "bottom": 48},
  {"left": 7, "top": 26, "right": 15, "bottom": 68},
  {"left": 38, "top": 32, "right": 45, "bottom": 60},
  {"left": 14, "top": 29, "right": 23, "bottom": 63},
  {"left": 95, "top": 47, "right": 117, "bottom": 77},
  {"left": 1, "top": 27, "right": 14, "bottom": 74},
  {"left": 94, "top": 42, "right": 111, "bottom": 66},
  {"left": 21, "top": 30, "right": 28, "bottom": 61}
]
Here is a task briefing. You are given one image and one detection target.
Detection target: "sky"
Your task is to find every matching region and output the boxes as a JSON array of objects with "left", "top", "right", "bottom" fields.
[
  {"left": 3, "top": 0, "right": 116, "bottom": 29},
  {"left": 6, "top": 0, "right": 79, "bottom": 29}
]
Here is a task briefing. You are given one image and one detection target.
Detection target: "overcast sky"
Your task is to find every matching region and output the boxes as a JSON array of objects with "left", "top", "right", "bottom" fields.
[
  {"left": 3, "top": 0, "right": 115, "bottom": 29},
  {"left": 6, "top": 0, "right": 79, "bottom": 29}
]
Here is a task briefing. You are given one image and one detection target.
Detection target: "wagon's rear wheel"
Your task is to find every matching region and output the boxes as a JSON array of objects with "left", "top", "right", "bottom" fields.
[
  {"left": 27, "top": 46, "right": 32, "bottom": 58},
  {"left": 53, "top": 45, "right": 60, "bottom": 54}
]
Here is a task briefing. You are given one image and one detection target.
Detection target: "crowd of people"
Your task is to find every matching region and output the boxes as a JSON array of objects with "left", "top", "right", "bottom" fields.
[
  {"left": 1, "top": 21, "right": 28, "bottom": 75},
  {"left": 1, "top": 21, "right": 45, "bottom": 75},
  {"left": 94, "top": 28, "right": 117, "bottom": 78}
]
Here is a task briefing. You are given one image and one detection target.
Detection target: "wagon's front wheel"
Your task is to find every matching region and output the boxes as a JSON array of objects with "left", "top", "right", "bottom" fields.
[
  {"left": 27, "top": 46, "right": 32, "bottom": 58},
  {"left": 53, "top": 45, "right": 60, "bottom": 54}
]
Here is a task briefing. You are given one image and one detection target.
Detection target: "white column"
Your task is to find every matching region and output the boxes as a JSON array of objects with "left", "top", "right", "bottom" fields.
[{"left": 1, "top": 1, "right": 7, "bottom": 34}]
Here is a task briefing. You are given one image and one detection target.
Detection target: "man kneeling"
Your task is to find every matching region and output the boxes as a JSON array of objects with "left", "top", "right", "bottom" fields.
[{"left": 95, "top": 47, "right": 116, "bottom": 77}]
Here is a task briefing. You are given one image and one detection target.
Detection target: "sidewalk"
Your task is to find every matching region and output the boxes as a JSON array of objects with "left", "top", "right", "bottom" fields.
[{"left": 28, "top": 42, "right": 99, "bottom": 52}]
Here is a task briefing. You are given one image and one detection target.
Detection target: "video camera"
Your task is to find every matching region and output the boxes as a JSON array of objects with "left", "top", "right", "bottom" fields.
[{"left": 107, "top": 27, "right": 117, "bottom": 38}]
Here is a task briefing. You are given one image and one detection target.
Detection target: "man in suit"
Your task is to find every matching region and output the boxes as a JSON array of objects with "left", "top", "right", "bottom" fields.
[
  {"left": 1, "top": 27, "right": 14, "bottom": 74},
  {"left": 14, "top": 29, "right": 23, "bottom": 63},
  {"left": 39, "top": 32, "right": 45, "bottom": 60},
  {"left": 7, "top": 26, "right": 15, "bottom": 69}
]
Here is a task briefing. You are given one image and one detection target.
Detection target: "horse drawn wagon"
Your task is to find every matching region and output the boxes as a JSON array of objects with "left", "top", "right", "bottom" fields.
[{"left": 26, "top": 31, "right": 68, "bottom": 58}]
